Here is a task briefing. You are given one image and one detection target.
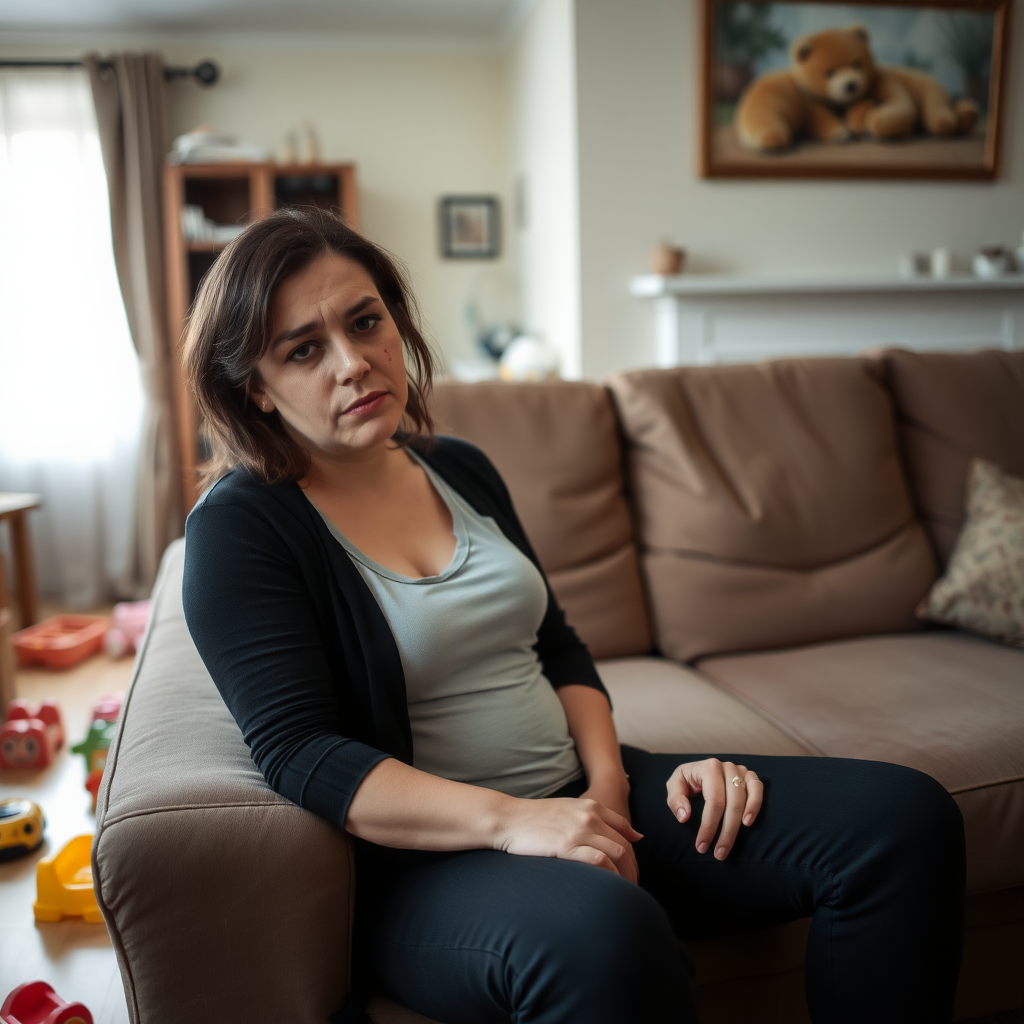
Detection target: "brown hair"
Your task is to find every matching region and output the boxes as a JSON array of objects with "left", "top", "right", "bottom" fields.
[{"left": 183, "top": 207, "right": 437, "bottom": 489}]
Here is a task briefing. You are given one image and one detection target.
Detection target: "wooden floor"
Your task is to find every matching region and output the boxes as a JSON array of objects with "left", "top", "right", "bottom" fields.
[{"left": 0, "top": 615, "right": 133, "bottom": 1021}]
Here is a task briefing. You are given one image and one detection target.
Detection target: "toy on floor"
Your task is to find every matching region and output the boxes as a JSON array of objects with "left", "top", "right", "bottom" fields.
[
  {"left": 71, "top": 698, "right": 121, "bottom": 811},
  {"left": 89, "top": 692, "right": 123, "bottom": 723},
  {"left": 103, "top": 600, "right": 151, "bottom": 658},
  {"left": 0, "top": 798, "right": 45, "bottom": 862},
  {"left": 12, "top": 616, "right": 108, "bottom": 671},
  {"left": 1, "top": 980, "right": 93, "bottom": 1024},
  {"left": 0, "top": 700, "right": 64, "bottom": 770},
  {"left": 33, "top": 834, "right": 102, "bottom": 924}
]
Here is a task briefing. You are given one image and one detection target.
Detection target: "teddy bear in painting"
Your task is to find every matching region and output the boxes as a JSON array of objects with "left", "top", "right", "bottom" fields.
[{"left": 736, "top": 24, "right": 979, "bottom": 152}]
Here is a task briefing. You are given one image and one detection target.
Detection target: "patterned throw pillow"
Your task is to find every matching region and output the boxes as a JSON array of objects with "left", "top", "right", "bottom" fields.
[{"left": 917, "top": 458, "right": 1024, "bottom": 647}]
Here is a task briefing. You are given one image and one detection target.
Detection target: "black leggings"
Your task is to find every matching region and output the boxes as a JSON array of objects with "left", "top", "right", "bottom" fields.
[{"left": 368, "top": 749, "right": 966, "bottom": 1024}]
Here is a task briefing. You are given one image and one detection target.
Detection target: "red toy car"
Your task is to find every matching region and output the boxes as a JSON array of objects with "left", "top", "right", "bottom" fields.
[
  {"left": 0, "top": 701, "right": 64, "bottom": 770},
  {"left": 0, "top": 980, "right": 92, "bottom": 1024}
]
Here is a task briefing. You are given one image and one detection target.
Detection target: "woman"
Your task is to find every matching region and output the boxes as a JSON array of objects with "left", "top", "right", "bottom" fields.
[{"left": 182, "top": 208, "right": 965, "bottom": 1024}]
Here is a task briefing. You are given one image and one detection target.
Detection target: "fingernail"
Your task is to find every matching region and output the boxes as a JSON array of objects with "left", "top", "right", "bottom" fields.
[
  {"left": 676, "top": 807, "right": 687, "bottom": 822},
  {"left": 697, "top": 841, "right": 708, "bottom": 854},
  {"left": 716, "top": 846, "right": 727, "bottom": 859},
  {"left": 743, "top": 814, "right": 753, "bottom": 826}
]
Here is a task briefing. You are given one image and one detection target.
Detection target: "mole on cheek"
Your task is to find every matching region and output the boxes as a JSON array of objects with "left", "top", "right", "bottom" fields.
[{"left": 384, "top": 348, "right": 392, "bottom": 362}]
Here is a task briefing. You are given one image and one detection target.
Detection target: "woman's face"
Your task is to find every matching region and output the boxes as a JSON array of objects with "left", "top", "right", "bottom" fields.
[{"left": 251, "top": 253, "right": 409, "bottom": 463}]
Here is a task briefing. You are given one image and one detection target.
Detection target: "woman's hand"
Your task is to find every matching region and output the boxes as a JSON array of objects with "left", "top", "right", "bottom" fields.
[
  {"left": 666, "top": 759, "right": 763, "bottom": 861},
  {"left": 580, "top": 773, "right": 639, "bottom": 884},
  {"left": 496, "top": 796, "right": 642, "bottom": 882}
]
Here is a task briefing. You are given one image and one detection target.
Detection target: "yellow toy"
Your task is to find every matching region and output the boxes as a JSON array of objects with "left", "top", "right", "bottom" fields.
[
  {"left": 33, "top": 834, "right": 103, "bottom": 924},
  {"left": 0, "top": 798, "right": 44, "bottom": 861}
]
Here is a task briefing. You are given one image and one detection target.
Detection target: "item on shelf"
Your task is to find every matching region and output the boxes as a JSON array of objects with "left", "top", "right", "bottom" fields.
[
  {"left": 0, "top": 798, "right": 45, "bottom": 861},
  {"left": 498, "top": 336, "right": 560, "bottom": 382},
  {"left": 179, "top": 204, "right": 246, "bottom": 245},
  {"left": 1, "top": 700, "right": 64, "bottom": 770},
  {"left": 104, "top": 600, "right": 151, "bottom": 658},
  {"left": 930, "top": 247, "right": 954, "bottom": 279},
  {"left": 649, "top": 243, "right": 686, "bottom": 276},
  {"left": 1017, "top": 230, "right": 1024, "bottom": 274},
  {"left": 0, "top": 980, "right": 92, "bottom": 1024},
  {"left": 33, "top": 834, "right": 103, "bottom": 924},
  {"left": 972, "top": 245, "right": 1015, "bottom": 279},
  {"left": 299, "top": 119, "right": 320, "bottom": 165},
  {"left": 12, "top": 615, "right": 108, "bottom": 670},
  {"left": 898, "top": 252, "right": 930, "bottom": 279},
  {"left": 167, "top": 125, "right": 268, "bottom": 165}
]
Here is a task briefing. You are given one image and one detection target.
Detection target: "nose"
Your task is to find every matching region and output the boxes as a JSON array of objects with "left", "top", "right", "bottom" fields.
[
  {"left": 328, "top": 334, "right": 372, "bottom": 386},
  {"left": 844, "top": 80, "right": 858, "bottom": 95}
]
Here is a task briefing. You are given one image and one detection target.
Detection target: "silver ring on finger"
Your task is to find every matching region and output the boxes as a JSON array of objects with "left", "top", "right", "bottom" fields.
[{"left": 731, "top": 775, "right": 746, "bottom": 789}]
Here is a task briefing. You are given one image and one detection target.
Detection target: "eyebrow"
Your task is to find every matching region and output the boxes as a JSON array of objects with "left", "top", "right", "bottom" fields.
[{"left": 269, "top": 295, "right": 380, "bottom": 350}]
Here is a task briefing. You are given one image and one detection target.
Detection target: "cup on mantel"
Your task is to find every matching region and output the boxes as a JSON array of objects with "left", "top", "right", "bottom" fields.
[
  {"left": 930, "top": 248, "right": 954, "bottom": 279},
  {"left": 650, "top": 243, "right": 686, "bottom": 276}
]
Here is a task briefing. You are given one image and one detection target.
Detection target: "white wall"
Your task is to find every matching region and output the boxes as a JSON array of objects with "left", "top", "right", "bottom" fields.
[
  {"left": 506, "top": 0, "right": 581, "bottom": 378},
  {"left": 0, "top": 34, "right": 514, "bottom": 371},
  {"left": 575, "top": 0, "right": 1024, "bottom": 378}
]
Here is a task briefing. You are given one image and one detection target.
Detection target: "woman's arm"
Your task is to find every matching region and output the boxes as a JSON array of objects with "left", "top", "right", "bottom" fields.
[
  {"left": 345, "top": 757, "right": 641, "bottom": 878},
  {"left": 556, "top": 684, "right": 639, "bottom": 883},
  {"left": 557, "top": 685, "right": 630, "bottom": 816}
]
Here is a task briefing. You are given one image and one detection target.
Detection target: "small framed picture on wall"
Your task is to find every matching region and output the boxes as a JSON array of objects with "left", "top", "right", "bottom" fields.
[
  {"left": 439, "top": 196, "right": 501, "bottom": 258},
  {"left": 700, "top": 0, "right": 1010, "bottom": 180}
]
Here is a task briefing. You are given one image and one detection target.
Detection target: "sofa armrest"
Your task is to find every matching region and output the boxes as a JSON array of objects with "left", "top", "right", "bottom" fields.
[{"left": 93, "top": 539, "right": 355, "bottom": 1023}]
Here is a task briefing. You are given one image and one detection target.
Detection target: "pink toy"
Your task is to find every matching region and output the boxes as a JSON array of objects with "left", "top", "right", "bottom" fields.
[
  {"left": 1, "top": 701, "right": 64, "bottom": 770},
  {"left": 0, "top": 980, "right": 92, "bottom": 1024},
  {"left": 103, "top": 600, "right": 151, "bottom": 658},
  {"left": 89, "top": 693, "right": 123, "bottom": 723}
]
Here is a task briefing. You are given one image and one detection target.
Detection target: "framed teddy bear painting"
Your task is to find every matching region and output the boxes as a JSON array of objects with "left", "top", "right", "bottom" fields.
[{"left": 700, "top": 0, "right": 1010, "bottom": 179}]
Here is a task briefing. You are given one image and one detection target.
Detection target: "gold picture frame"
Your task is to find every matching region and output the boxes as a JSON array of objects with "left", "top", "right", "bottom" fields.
[{"left": 700, "top": 0, "right": 1010, "bottom": 179}]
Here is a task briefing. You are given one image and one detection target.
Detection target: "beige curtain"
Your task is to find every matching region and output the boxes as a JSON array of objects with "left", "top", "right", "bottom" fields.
[{"left": 86, "top": 53, "right": 182, "bottom": 595}]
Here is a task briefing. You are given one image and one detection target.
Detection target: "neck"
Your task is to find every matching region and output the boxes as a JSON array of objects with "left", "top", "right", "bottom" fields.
[{"left": 302, "top": 438, "right": 405, "bottom": 496}]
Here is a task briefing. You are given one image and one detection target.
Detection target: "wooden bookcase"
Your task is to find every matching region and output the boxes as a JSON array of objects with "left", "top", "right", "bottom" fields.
[{"left": 163, "top": 161, "right": 359, "bottom": 511}]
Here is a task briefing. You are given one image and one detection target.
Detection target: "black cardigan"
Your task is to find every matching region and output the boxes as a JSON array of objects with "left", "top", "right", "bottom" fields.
[{"left": 182, "top": 436, "right": 608, "bottom": 833}]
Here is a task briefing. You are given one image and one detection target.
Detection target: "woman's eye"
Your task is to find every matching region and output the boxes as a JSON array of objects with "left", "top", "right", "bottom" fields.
[
  {"left": 353, "top": 314, "right": 381, "bottom": 333},
  {"left": 289, "top": 342, "right": 316, "bottom": 362}
]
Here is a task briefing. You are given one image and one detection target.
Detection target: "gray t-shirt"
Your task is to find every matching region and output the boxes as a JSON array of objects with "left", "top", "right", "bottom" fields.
[{"left": 307, "top": 452, "right": 583, "bottom": 799}]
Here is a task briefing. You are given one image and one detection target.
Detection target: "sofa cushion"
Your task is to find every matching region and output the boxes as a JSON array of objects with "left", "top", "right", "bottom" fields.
[
  {"left": 697, "top": 632, "right": 1024, "bottom": 893},
  {"left": 94, "top": 540, "right": 355, "bottom": 1024},
  {"left": 433, "top": 380, "right": 651, "bottom": 659},
  {"left": 881, "top": 348, "right": 1024, "bottom": 567},
  {"left": 607, "top": 359, "right": 937, "bottom": 662},
  {"left": 596, "top": 657, "right": 809, "bottom": 756}
]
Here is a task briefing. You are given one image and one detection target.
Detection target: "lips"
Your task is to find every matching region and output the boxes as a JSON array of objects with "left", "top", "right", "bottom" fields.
[{"left": 342, "top": 390, "right": 388, "bottom": 417}]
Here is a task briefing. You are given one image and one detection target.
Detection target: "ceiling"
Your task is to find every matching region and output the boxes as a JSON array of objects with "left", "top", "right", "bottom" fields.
[{"left": 0, "top": 0, "right": 533, "bottom": 46}]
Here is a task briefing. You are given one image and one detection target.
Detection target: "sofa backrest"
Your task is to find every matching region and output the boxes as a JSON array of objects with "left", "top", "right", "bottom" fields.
[
  {"left": 607, "top": 358, "right": 938, "bottom": 662},
  {"left": 432, "top": 379, "right": 652, "bottom": 660},
  {"left": 880, "top": 348, "right": 1024, "bottom": 568}
]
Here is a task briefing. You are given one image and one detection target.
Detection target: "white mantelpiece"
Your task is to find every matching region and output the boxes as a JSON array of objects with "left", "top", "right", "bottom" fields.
[{"left": 629, "top": 273, "right": 1024, "bottom": 367}]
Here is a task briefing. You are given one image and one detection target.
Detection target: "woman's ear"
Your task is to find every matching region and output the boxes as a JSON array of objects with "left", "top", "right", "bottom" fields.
[{"left": 247, "top": 379, "right": 275, "bottom": 414}]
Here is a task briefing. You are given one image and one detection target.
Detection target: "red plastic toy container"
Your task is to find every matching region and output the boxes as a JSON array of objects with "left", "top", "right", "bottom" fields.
[
  {"left": 1, "top": 980, "right": 92, "bottom": 1024},
  {"left": 12, "top": 617, "right": 109, "bottom": 670}
]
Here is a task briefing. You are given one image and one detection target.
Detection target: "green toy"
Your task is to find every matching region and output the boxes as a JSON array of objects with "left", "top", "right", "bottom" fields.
[{"left": 71, "top": 718, "right": 117, "bottom": 775}]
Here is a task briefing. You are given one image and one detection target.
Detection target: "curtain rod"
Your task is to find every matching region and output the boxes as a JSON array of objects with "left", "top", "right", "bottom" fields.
[{"left": 0, "top": 59, "right": 220, "bottom": 86}]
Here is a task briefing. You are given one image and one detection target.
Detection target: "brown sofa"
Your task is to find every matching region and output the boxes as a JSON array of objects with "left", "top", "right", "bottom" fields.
[{"left": 93, "top": 348, "right": 1024, "bottom": 1023}]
